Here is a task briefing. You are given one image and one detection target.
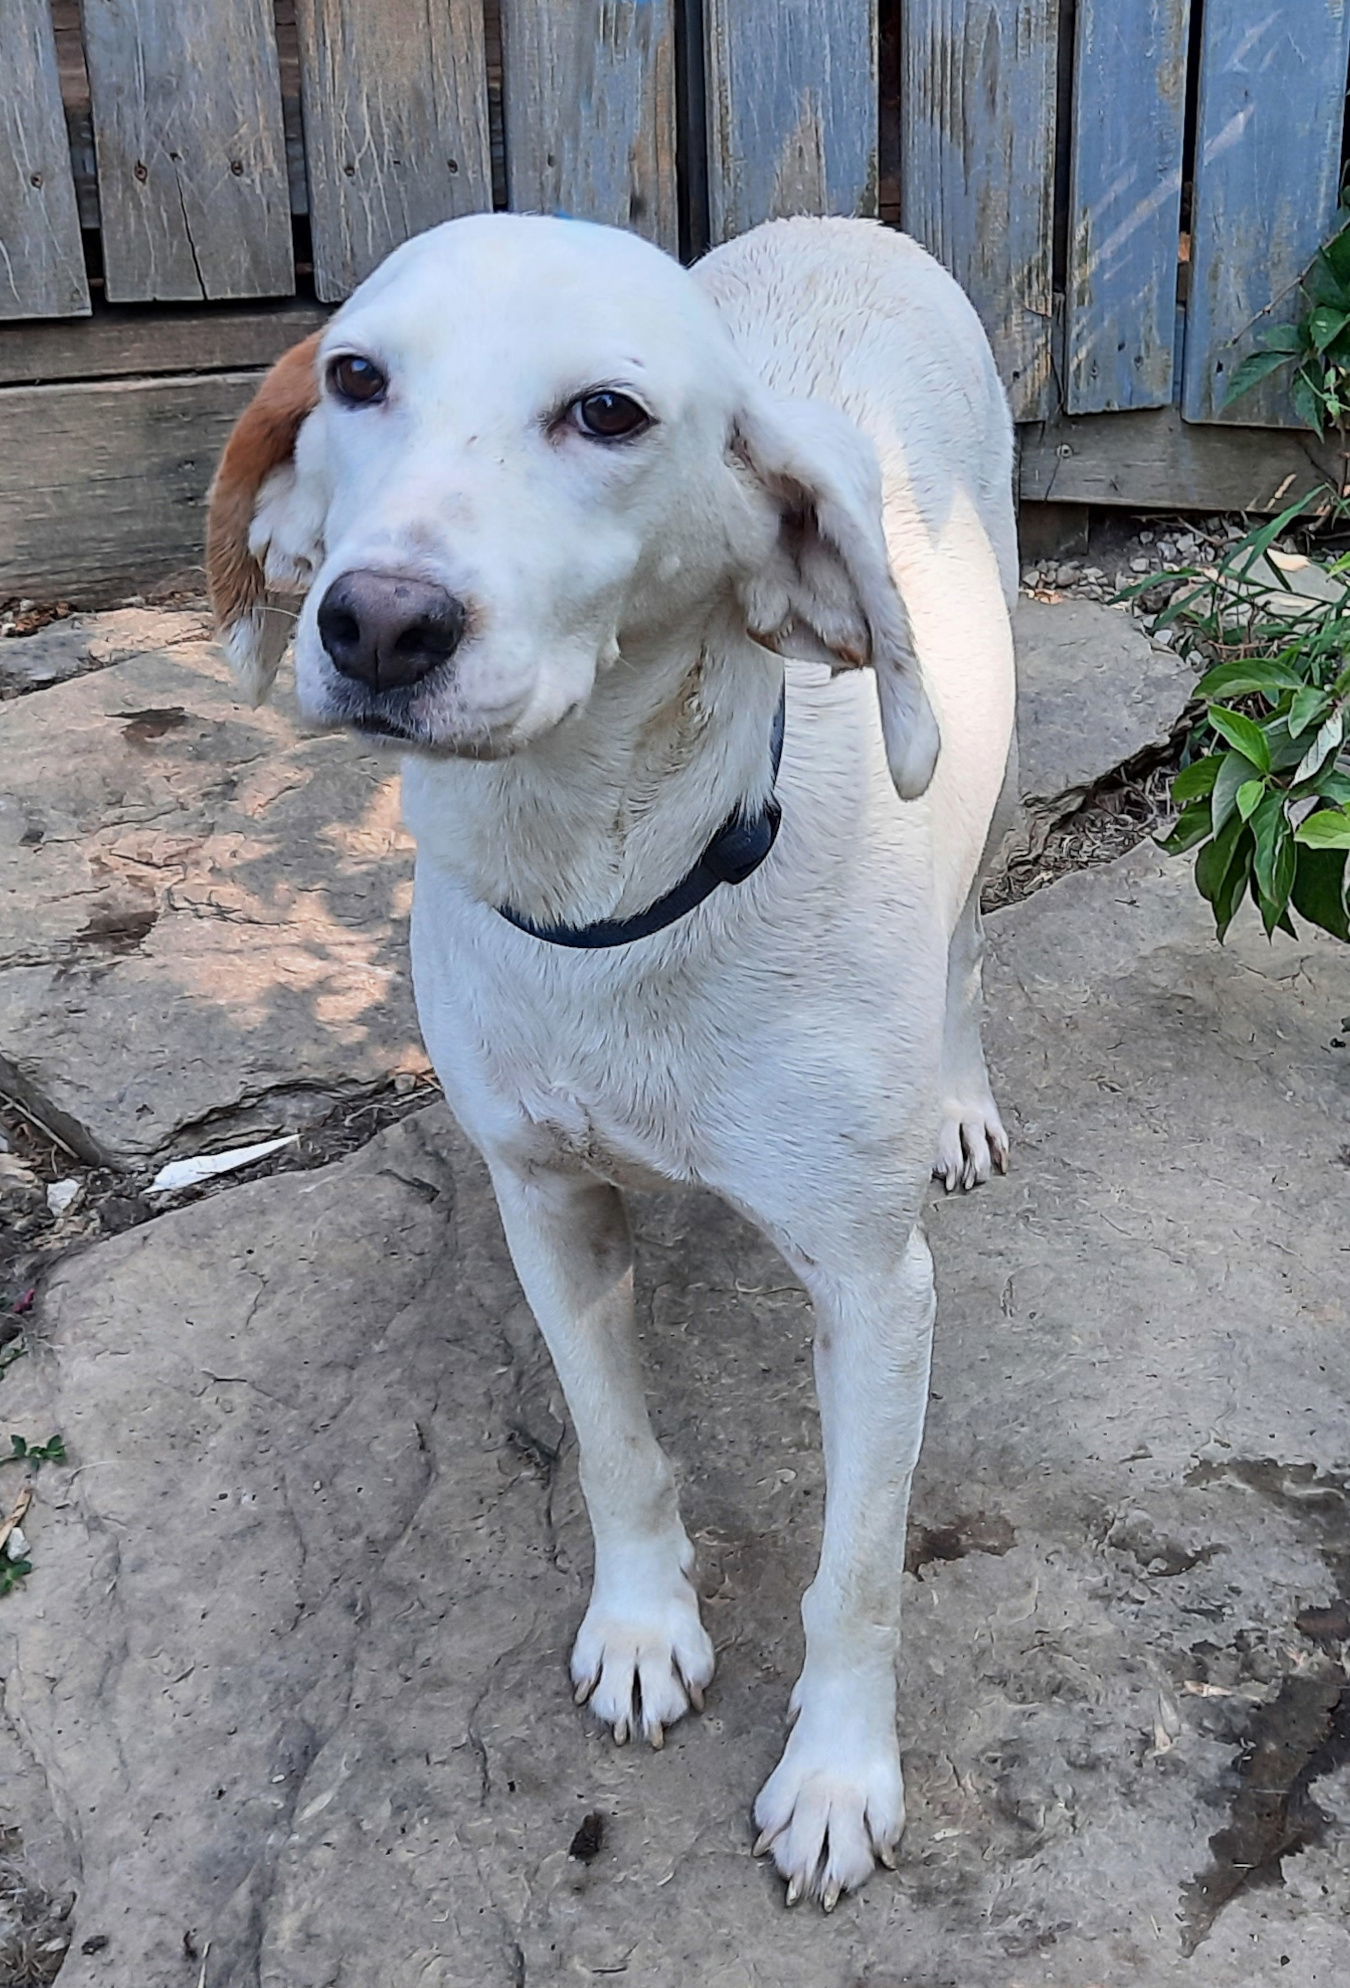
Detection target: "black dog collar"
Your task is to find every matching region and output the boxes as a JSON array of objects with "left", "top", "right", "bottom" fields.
[{"left": 498, "top": 687, "right": 786, "bottom": 949}]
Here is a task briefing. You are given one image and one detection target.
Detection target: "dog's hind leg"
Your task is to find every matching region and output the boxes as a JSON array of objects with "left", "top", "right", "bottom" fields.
[
  {"left": 931, "top": 880, "right": 1009, "bottom": 1191},
  {"left": 489, "top": 1163, "right": 714, "bottom": 1747},
  {"left": 932, "top": 749, "right": 1015, "bottom": 1192}
]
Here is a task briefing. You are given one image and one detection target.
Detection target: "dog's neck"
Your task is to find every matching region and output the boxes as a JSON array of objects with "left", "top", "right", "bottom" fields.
[{"left": 401, "top": 607, "right": 785, "bottom": 928}]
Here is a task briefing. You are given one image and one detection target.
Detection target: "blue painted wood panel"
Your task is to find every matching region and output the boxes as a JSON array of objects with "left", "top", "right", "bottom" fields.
[
  {"left": 501, "top": 0, "right": 678, "bottom": 249},
  {"left": 704, "top": 0, "right": 877, "bottom": 245},
  {"left": 0, "top": 0, "right": 90, "bottom": 319},
  {"left": 82, "top": 0, "right": 294, "bottom": 302},
  {"left": 1066, "top": 0, "right": 1189, "bottom": 414},
  {"left": 295, "top": 0, "right": 492, "bottom": 303},
  {"left": 900, "top": 0, "right": 1058, "bottom": 421},
  {"left": 1183, "top": 0, "right": 1350, "bottom": 428}
]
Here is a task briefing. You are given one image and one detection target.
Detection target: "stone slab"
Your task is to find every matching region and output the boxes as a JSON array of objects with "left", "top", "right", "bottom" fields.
[
  {"left": 0, "top": 605, "right": 211, "bottom": 697},
  {"left": 0, "top": 637, "right": 426, "bottom": 1165},
  {"left": 4, "top": 847, "right": 1349, "bottom": 1984},
  {"left": 1013, "top": 595, "right": 1193, "bottom": 804}
]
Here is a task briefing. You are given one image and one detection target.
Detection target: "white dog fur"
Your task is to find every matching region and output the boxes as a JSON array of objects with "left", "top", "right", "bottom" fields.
[{"left": 207, "top": 213, "right": 1017, "bottom": 1911}]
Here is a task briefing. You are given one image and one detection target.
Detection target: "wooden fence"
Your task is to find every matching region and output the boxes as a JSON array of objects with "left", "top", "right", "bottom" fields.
[{"left": 2, "top": 1, "right": 1349, "bottom": 597}]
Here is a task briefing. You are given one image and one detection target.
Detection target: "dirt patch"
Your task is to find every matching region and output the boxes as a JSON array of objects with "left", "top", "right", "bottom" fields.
[
  {"left": 0, "top": 1075, "right": 443, "bottom": 1316},
  {"left": 72, "top": 905, "right": 159, "bottom": 956},
  {"left": 1178, "top": 1454, "right": 1350, "bottom": 1953},
  {"left": 0, "top": 602, "right": 73, "bottom": 641},
  {"left": 0, "top": 1830, "right": 70, "bottom": 1988},
  {"left": 120, "top": 705, "right": 188, "bottom": 743},
  {"left": 1181, "top": 1675, "right": 1350, "bottom": 1955},
  {"left": 905, "top": 1511, "right": 1016, "bottom": 1578},
  {"left": 984, "top": 748, "right": 1184, "bottom": 913}
]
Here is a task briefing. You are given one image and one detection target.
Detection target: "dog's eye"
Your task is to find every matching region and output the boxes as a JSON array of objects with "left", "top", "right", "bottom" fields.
[
  {"left": 571, "top": 391, "right": 651, "bottom": 441},
  {"left": 327, "top": 355, "right": 388, "bottom": 406}
]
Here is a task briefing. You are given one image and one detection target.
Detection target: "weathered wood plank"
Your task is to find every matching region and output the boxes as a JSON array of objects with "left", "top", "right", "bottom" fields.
[
  {"left": 500, "top": 0, "right": 677, "bottom": 247},
  {"left": 295, "top": 0, "right": 492, "bottom": 303},
  {"left": 0, "top": 0, "right": 90, "bottom": 319},
  {"left": 1065, "top": 0, "right": 1188, "bottom": 414},
  {"left": 0, "top": 372, "right": 262, "bottom": 600},
  {"left": 1019, "top": 406, "right": 1350, "bottom": 512},
  {"left": 900, "top": 0, "right": 1058, "bottom": 421},
  {"left": 704, "top": 0, "right": 877, "bottom": 244},
  {"left": 80, "top": 0, "right": 293, "bottom": 303},
  {"left": 1182, "top": 0, "right": 1350, "bottom": 429},
  {"left": 0, "top": 304, "right": 328, "bottom": 387}
]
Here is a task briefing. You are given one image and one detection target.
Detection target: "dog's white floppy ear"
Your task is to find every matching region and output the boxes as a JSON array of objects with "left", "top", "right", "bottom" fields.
[
  {"left": 732, "top": 394, "right": 940, "bottom": 800},
  {"left": 206, "top": 332, "right": 326, "bottom": 703}
]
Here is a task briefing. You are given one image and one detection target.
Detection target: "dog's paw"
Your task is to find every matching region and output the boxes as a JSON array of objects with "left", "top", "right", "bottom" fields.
[
  {"left": 753, "top": 1717, "right": 904, "bottom": 1910},
  {"left": 570, "top": 1573, "right": 714, "bottom": 1747},
  {"left": 933, "top": 1091, "right": 1009, "bottom": 1193}
]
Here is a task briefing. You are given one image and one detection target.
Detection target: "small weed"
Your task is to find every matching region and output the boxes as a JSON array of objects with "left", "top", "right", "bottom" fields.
[
  {"left": 0, "top": 1435, "right": 64, "bottom": 1471},
  {"left": 0, "top": 1557, "right": 32, "bottom": 1600}
]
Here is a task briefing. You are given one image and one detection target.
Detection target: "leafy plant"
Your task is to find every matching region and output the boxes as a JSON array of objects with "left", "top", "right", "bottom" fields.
[
  {"left": 0, "top": 1553, "right": 32, "bottom": 1599},
  {"left": 1224, "top": 213, "right": 1350, "bottom": 435},
  {"left": 0, "top": 1433, "right": 66, "bottom": 1469},
  {"left": 1127, "top": 494, "right": 1350, "bottom": 941}
]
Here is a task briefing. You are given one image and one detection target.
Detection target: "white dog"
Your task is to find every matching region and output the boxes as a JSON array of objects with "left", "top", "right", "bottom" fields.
[{"left": 207, "top": 213, "right": 1016, "bottom": 1911}]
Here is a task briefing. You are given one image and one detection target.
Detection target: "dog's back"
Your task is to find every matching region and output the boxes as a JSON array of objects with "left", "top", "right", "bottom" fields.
[{"left": 697, "top": 218, "right": 1017, "bottom": 928}]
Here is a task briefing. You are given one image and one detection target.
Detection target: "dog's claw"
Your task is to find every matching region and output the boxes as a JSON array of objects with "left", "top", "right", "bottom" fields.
[
  {"left": 752, "top": 1829, "right": 775, "bottom": 1859},
  {"left": 822, "top": 1880, "right": 841, "bottom": 1914},
  {"left": 785, "top": 1875, "right": 803, "bottom": 1907},
  {"left": 573, "top": 1676, "right": 596, "bottom": 1706},
  {"left": 612, "top": 1716, "right": 630, "bottom": 1745},
  {"left": 687, "top": 1680, "right": 705, "bottom": 1713},
  {"left": 878, "top": 1842, "right": 897, "bottom": 1870},
  {"left": 649, "top": 1722, "right": 665, "bottom": 1750}
]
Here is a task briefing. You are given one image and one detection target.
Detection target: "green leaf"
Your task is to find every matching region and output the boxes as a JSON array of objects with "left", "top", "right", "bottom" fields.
[
  {"left": 1261, "top": 719, "right": 1318, "bottom": 774},
  {"left": 1293, "top": 707, "right": 1345, "bottom": 785},
  {"left": 1307, "top": 304, "right": 1350, "bottom": 353},
  {"left": 1196, "top": 812, "right": 1254, "bottom": 940},
  {"left": 1259, "top": 322, "right": 1308, "bottom": 355},
  {"left": 1172, "top": 756, "right": 1221, "bottom": 803},
  {"left": 1236, "top": 779, "right": 1266, "bottom": 821},
  {"left": 1160, "top": 801, "right": 1214, "bottom": 856},
  {"left": 1222, "top": 348, "right": 1296, "bottom": 406},
  {"left": 1294, "top": 806, "right": 1350, "bottom": 849},
  {"left": 1291, "top": 844, "right": 1350, "bottom": 941},
  {"left": 1290, "top": 368, "right": 1326, "bottom": 436},
  {"left": 1194, "top": 656, "right": 1307, "bottom": 700},
  {"left": 1207, "top": 707, "right": 1272, "bottom": 772},
  {"left": 1319, "top": 770, "right": 1350, "bottom": 806},
  {"left": 1313, "top": 232, "right": 1350, "bottom": 302},
  {"left": 1212, "top": 751, "right": 1264, "bottom": 835},
  {"left": 1288, "top": 686, "right": 1332, "bottom": 737},
  {"left": 1251, "top": 795, "right": 1296, "bottom": 932}
]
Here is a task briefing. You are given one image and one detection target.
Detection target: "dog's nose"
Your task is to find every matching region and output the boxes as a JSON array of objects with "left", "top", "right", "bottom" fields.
[{"left": 317, "top": 570, "right": 466, "bottom": 691}]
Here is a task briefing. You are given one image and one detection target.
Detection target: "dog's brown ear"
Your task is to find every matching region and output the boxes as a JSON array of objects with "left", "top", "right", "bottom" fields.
[
  {"left": 207, "top": 331, "right": 325, "bottom": 703},
  {"left": 733, "top": 392, "right": 940, "bottom": 800}
]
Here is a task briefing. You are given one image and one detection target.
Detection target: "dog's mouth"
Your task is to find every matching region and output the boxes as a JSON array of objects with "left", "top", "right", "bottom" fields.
[
  {"left": 338, "top": 701, "right": 522, "bottom": 761},
  {"left": 350, "top": 711, "right": 415, "bottom": 742}
]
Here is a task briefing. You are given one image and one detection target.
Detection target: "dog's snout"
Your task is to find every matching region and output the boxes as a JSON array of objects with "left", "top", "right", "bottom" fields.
[{"left": 317, "top": 570, "right": 467, "bottom": 691}]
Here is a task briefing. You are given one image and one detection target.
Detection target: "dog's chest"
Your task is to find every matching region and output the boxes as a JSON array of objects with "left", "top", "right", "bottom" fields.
[
  {"left": 507, "top": 1079, "right": 679, "bottom": 1191},
  {"left": 415, "top": 921, "right": 716, "bottom": 1188}
]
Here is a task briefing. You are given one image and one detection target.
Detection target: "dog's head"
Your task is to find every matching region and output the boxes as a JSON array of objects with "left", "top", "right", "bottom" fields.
[{"left": 208, "top": 214, "right": 937, "bottom": 795}]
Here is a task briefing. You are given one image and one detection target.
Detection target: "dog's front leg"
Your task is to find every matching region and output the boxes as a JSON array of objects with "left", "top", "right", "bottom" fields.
[
  {"left": 754, "top": 1225, "right": 936, "bottom": 1909},
  {"left": 490, "top": 1163, "right": 714, "bottom": 1745}
]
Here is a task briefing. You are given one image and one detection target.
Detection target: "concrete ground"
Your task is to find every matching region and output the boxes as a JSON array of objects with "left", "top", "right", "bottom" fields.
[{"left": 1, "top": 600, "right": 1348, "bottom": 1987}]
